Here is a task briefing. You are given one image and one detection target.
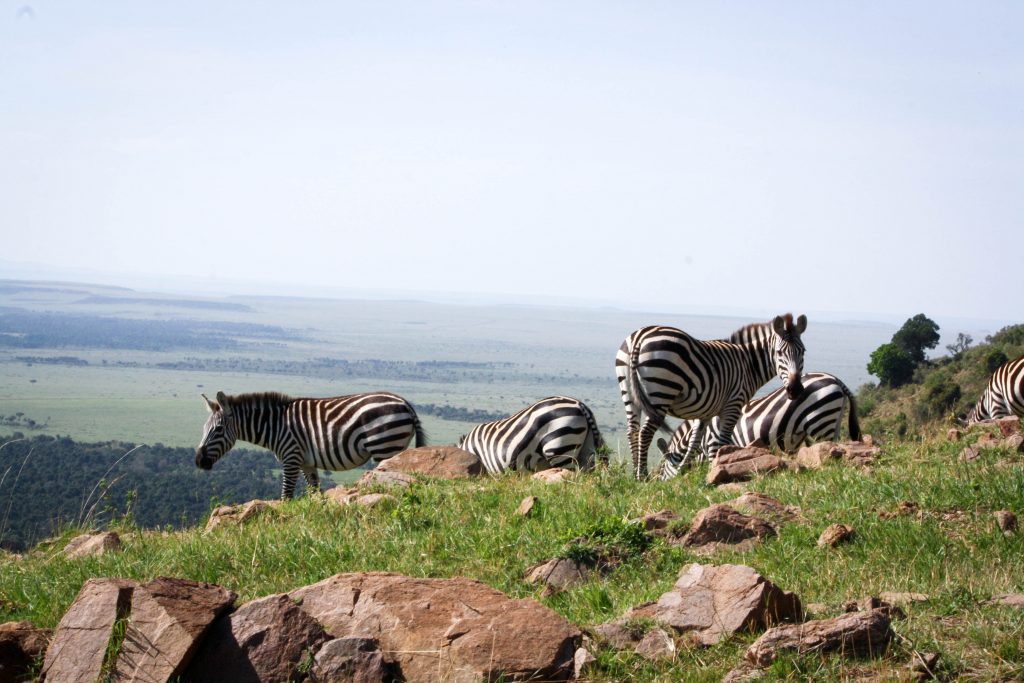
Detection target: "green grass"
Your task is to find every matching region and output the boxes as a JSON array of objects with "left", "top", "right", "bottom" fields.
[{"left": 1, "top": 428, "right": 1022, "bottom": 681}]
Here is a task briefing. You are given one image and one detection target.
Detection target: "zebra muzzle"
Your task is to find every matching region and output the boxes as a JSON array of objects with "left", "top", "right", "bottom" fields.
[{"left": 195, "top": 450, "right": 214, "bottom": 470}]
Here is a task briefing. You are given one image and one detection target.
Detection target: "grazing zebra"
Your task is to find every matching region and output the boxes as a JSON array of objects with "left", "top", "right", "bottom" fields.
[
  {"left": 656, "top": 372, "right": 861, "bottom": 469},
  {"left": 195, "top": 391, "right": 426, "bottom": 499},
  {"left": 457, "top": 396, "right": 605, "bottom": 474},
  {"left": 965, "top": 355, "right": 1024, "bottom": 424},
  {"left": 616, "top": 314, "right": 807, "bottom": 480}
]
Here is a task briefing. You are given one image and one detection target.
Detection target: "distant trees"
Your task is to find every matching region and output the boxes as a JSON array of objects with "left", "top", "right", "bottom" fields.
[
  {"left": 892, "top": 314, "right": 941, "bottom": 364},
  {"left": 945, "top": 333, "right": 973, "bottom": 359},
  {"left": 867, "top": 343, "right": 916, "bottom": 388}
]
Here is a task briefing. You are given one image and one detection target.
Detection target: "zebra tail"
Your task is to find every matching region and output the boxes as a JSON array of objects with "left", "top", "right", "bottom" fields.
[
  {"left": 580, "top": 401, "right": 605, "bottom": 452},
  {"left": 626, "top": 331, "right": 667, "bottom": 431},
  {"left": 409, "top": 404, "right": 428, "bottom": 447},
  {"left": 837, "top": 378, "right": 862, "bottom": 442}
]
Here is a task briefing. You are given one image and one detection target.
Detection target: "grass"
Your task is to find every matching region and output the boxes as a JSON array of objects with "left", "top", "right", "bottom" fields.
[{"left": 1, "top": 426, "right": 1022, "bottom": 681}]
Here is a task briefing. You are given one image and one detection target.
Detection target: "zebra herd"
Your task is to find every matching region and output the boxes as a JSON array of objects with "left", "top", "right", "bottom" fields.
[{"left": 194, "top": 315, "right": 1024, "bottom": 499}]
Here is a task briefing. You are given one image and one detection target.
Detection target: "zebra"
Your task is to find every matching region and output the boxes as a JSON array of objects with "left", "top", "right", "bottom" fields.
[
  {"left": 655, "top": 372, "right": 860, "bottom": 469},
  {"left": 616, "top": 314, "right": 807, "bottom": 480},
  {"left": 456, "top": 396, "right": 605, "bottom": 474},
  {"left": 965, "top": 355, "right": 1024, "bottom": 424},
  {"left": 195, "top": 390, "right": 426, "bottom": 499}
]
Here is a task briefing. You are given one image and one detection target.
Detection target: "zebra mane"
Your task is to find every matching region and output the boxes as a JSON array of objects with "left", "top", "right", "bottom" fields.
[{"left": 219, "top": 391, "right": 294, "bottom": 410}]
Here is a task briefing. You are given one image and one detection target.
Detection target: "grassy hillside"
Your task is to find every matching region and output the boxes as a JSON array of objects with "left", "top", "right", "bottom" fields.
[{"left": 2, "top": 424, "right": 1022, "bottom": 681}]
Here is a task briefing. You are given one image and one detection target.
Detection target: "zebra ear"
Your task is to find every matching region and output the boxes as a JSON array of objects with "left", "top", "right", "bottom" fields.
[
  {"left": 216, "top": 391, "right": 232, "bottom": 416},
  {"left": 795, "top": 314, "right": 807, "bottom": 335},
  {"left": 771, "top": 315, "right": 786, "bottom": 336},
  {"left": 201, "top": 393, "right": 219, "bottom": 413}
]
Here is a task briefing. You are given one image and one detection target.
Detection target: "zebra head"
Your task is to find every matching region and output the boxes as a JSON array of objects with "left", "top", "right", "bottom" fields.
[
  {"left": 195, "top": 391, "right": 238, "bottom": 471},
  {"left": 770, "top": 314, "right": 807, "bottom": 400}
]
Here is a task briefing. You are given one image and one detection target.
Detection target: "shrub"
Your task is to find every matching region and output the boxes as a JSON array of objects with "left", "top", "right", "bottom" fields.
[
  {"left": 892, "top": 314, "right": 941, "bottom": 364},
  {"left": 867, "top": 343, "right": 915, "bottom": 387}
]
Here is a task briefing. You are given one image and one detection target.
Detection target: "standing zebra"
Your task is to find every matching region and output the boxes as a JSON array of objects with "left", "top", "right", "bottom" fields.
[
  {"left": 656, "top": 372, "right": 860, "bottom": 469},
  {"left": 965, "top": 355, "right": 1024, "bottom": 423},
  {"left": 195, "top": 391, "right": 426, "bottom": 499},
  {"left": 457, "top": 396, "right": 605, "bottom": 474},
  {"left": 616, "top": 314, "right": 807, "bottom": 480}
]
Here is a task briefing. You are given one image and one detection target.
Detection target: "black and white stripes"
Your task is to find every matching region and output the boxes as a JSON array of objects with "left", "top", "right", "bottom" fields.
[
  {"left": 457, "top": 396, "right": 605, "bottom": 474},
  {"left": 656, "top": 372, "right": 860, "bottom": 472},
  {"left": 965, "top": 355, "right": 1024, "bottom": 423},
  {"left": 195, "top": 391, "right": 425, "bottom": 499},
  {"left": 616, "top": 314, "right": 807, "bottom": 479}
]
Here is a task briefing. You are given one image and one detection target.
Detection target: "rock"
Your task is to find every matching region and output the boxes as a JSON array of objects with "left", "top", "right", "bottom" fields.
[
  {"left": 722, "top": 661, "right": 763, "bottom": 682},
  {"left": 592, "top": 622, "right": 643, "bottom": 650},
  {"left": 988, "top": 593, "right": 1024, "bottom": 608},
  {"left": 681, "top": 505, "right": 776, "bottom": 550},
  {"left": 817, "top": 524, "right": 855, "bottom": 548},
  {"left": 42, "top": 578, "right": 135, "bottom": 683},
  {"left": 878, "top": 592, "right": 929, "bottom": 606},
  {"left": 633, "top": 509, "right": 680, "bottom": 532},
  {"left": 633, "top": 627, "right": 675, "bottom": 661},
  {"left": 804, "top": 603, "right": 830, "bottom": 617},
  {"left": 524, "top": 557, "right": 591, "bottom": 593},
  {"left": 1004, "top": 433, "right": 1024, "bottom": 453},
  {"left": 947, "top": 428, "right": 962, "bottom": 442},
  {"left": 0, "top": 621, "right": 50, "bottom": 683},
  {"left": 862, "top": 434, "right": 877, "bottom": 446},
  {"left": 975, "top": 431, "right": 1001, "bottom": 448},
  {"left": 994, "top": 510, "right": 1017, "bottom": 533},
  {"left": 706, "top": 446, "right": 785, "bottom": 485},
  {"left": 726, "top": 492, "right": 801, "bottom": 523},
  {"left": 63, "top": 531, "right": 122, "bottom": 559},
  {"left": 113, "top": 577, "right": 237, "bottom": 682},
  {"left": 573, "top": 646, "right": 596, "bottom": 679},
  {"left": 352, "top": 493, "right": 397, "bottom": 509},
  {"left": 515, "top": 496, "right": 537, "bottom": 517},
  {"left": 911, "top": 651, "right": 940, "bottom": 680},
  {"left": 959, "top": 446, "right": 981, "bottom": 462},
  {"left": 795, "top": 442, "right": 845, "bottom": 469},
  {"left": 745, "top": 609, "right": 893, "bottom": 667},
  {"left": 532, "top": 467, "right": 573, "bottom": 483},
  {"left": 626, "top": 563, "right": 801, "bottom": 646},
  {"left": 374, "top": 446, "right": 483, "bottom": 478},
  {"left": 856, "top": 596, "right": 905, "bottom": 620},
  {"left": 205, "top": 500, "right": 277, "bottom": 532},
  {"left": 358, "top": 469, "right": 416, "bottom": 489},
  {"left": 995, "top": 416, "right": 1021, "bottom": 437},
  {"left": 312, "top": 637, "right": 391, "bottom": 683},
  {"left": 290, "top": 572, "right": 580, "bottom": 682},
  {"left": 184, "top": 593, "right": 329, "bottom": 683},
  {"left": 324, "top": 487, "right": 360, "bottom": 505}
]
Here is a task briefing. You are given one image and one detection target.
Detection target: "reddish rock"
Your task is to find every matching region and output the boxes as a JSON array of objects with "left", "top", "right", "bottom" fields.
[
  {"left": 795, "top": 442, "right": 845, "bottom": 469},
  {"left": 959, "top": 446, "right": 981, "bottom": 462},
  {"left": 290, "top": 572, "right": 580, "bottom": 682},
  {"left": 352, "top": 493, "right": 397, "bottom": 509},
  {"left": 722, "top": 662, "right": 763, "bottom": 682},
  {"left": 573, "top": 647, "right": 597, "bottom": 679},
  {"left": 113, "top": 577, "right": 236, "bottom": 682},
  {"left": 532, "top": 468, "right": 573, "bottom": 483},
  {"left": 727, "top": 492, "right": 801, "bottom": 523},
  {"left": 524, "top": 557, "right": 591, "bottom": 593},
  {"left": 627, "top": 563, "right": 801, "bottom": 646},
  {"left": 0, "top": 621, "right": 50, "bottom": 683},
  {"left": 634, "top": 509, "right": 681, "bottom": 532},
  {"left": 995, "top": 416, "right": 1021, "bottom": 437},
  {"left": 634, "top": 627, "right": 675, "bottom": 661},
  {"left": 1005, "top": 433, "right": 1024, "bottom": 453},
  {"left": 42, "top": 578, "right": 135, "bottom": 683},
  {"left": 515, "top": 496, "right": 537, "bottom": 517},
  {"left": 988, "top": 593, "right": 1024, "bottom": 608},
  {"left": 947, "top": 428, "right": 963, "bottom": 442},
  {"left": 63, "top": 532, "right": 122, "bottom": 559},
  {"left": 817, "top": 524, "right": 856, "bottom": 548},
  {"left": 592, "top": 622, "right": 643, "bottom": 650},
  {"left": 681, "top": 505, "right": 776, "bottom": 549},
  {"left": 707, "top": 447, "right": 785, "bottom": 485},
  {"left": 374, "top": 446, "right": 483, "bottom": 479},
  {"left": 324, "top": 487, "right": 360, "bottom": 505},
  {"left": 879, "top": 592, "right": 929, "bottom": 606},
  {"left": 994, "top": 510, "right": 1017, "bottom": 533},
  {"left": 745, "top": 609, "right": 893, "bottom": 667},
  {"left": 184, "top": 593, "right": 329, "bottom": 683},
  {"left": 358, "top": 469, "right": 415, "bottom": 489},
  {"left": 311, "top": 637, "right": 391, "bottom": 683},
  {"left": 205, "top": 500, "right": 277, "bottom": 532}
]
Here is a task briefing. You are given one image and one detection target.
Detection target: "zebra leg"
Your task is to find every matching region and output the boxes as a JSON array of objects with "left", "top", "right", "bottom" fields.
[
  {"left": 303, "top": 468, "right": 321, "bottom": 494},
  {"left": 708, "top": 404, "right": 743, "bottom": 461},
  {"left": 681, "top": 421, "right": 708, "bottom": 468},
  {"left": 626, "top": 416, "right": 641, "bottom": 479},
  {"left": 280, "top": 462, "right": 302, "bottom": 500},
  {"left": 635, "top": 418, "right": 659, "bottom": 480}
]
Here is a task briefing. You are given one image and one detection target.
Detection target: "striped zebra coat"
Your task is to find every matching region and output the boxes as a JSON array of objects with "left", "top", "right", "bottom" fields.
[
  {"left": 195, "top": 391, "right": 425, "bottom": 499},
  {"left": 965, "top": 355, "right": 1024, "bottom": 424},
  {"left": 457, "top": 396, "right": 605, "bottom": 474},
  {"left": 616, "top": 314, "right": 807, "bottom": 479},
  {"left": 656, "top": 372, "right": 860, "bottom": 472}
]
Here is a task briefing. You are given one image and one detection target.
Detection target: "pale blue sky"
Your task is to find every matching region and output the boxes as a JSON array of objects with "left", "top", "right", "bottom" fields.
[{"left": 2, "top": 2, "right": 1022, "bottom": 321}]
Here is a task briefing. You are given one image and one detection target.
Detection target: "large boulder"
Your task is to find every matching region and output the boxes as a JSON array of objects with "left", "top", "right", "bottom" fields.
[
  {"left": 374, "top": 446, "right": 483, "bottom": 478},
  {"left": 745, "top": 609, "right": 894, "bottom": 667},
  {"left": 184, "top": 593, "right": 329, "bottom": 683},
  {"left": 681, "top": 505, "right": 776, "bottom": 550},
  {"left": 626, "top": 563, "right": 801, "bottom": 646},
  {"left": 0, "top": 621, "right": 50, "bottom": 683},
  {"left": 289, "top": 572, "right": 580, "bottom": 682},
  {"left": 706, "top": 446, "right": 786, "bottom": 485},
  {"left": 311, "top": 637, "right": 392, "bottom": 682},
  {"left": 113, "top": 577, "right": 237, "bottom": 682},
  {"left": 42, "top": 578, "right": 135, "bottom": 683}
]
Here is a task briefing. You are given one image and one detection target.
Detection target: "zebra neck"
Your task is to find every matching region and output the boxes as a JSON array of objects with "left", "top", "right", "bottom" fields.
[
  {"left": 232, "top": 395, "right": 292, "bottom": 453},
  {"left": 742, "top": 340, "right": 776, "bottom": 391}
]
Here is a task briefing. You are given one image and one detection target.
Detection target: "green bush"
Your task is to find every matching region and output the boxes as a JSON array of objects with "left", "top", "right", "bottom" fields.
[{"left": 867, "top": 343, "right": 916, "bottom": 388}]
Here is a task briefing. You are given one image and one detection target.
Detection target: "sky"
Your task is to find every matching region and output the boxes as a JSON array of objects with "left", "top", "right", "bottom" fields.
[{"left": 1, "top": 1, "right": 1022, "bottom": 322}]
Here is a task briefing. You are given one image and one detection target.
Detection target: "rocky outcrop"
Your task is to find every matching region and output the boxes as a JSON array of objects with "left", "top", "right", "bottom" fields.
[
  {"left": 795, "top": 441, "right": 879, "bottom": 469},
  {"left": 623, "top": 563, "right": 801, "bottom": 646},
  {"left": 310, "top": 637, "right": 392, "bottom": 682},
  {"left": 745, "top": 609, "right": 894, "bottom": 667},
  {"left": 184, "top": 593, "right": 329, "bottom": 683},
  {"left": 290, "top": 572, "right": 580, "bottom": 682},
  {"left": 707, "top": 446, "right": 787, "bottom": 485},
  {"left": 374, "top": 446, "right": 483, "bottom": 479},
  {"left": 681, "top": 505, "right": 776, "bottom": 551},
  {"left": 63, "top": 532, "right": 121, "bottom": 559},
  {"left": 0, "top": 621, "right": 50, "bottom": 683}
]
